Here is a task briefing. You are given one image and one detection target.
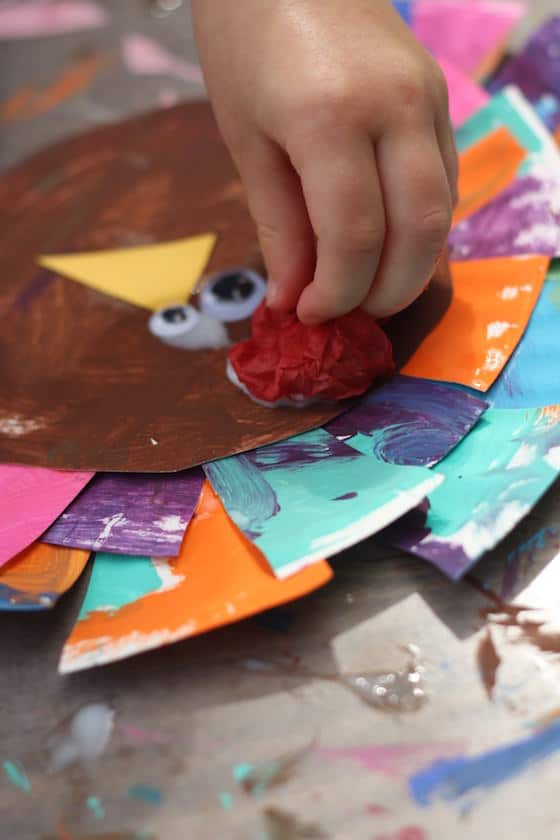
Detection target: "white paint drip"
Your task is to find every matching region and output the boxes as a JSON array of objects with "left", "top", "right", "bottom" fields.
[
  {"left": 506, "top": 443, "right": 538, "bottom": 470},
  {"left": 0, "top": 415, "right": 46, "bottom": 437},
  {"left": 422, "top": 500, "right": 531, "bottom": 561},
  {"left": 48, "top": 704, "right": 115, "bottom": 772},
  {"left": 487, "top": 321, "right": 515, "bottom": 340},
  {"left": 93, "top": 513, "right": 126, "bottom": 547},
  {"left": 545, "top": 446, "right": 560, "bottom": 470},
  {"left": 515, "top": 223, "right": 560, "bottom": 250},
  {"left": 483, "top": 348, "right": 507, "bottom": 372},
  {"left": 152, "top": 557, "right": 185, "bottom": 592},
  {"left": 499, "top": 286, "right": 519, "bottom": 300},
  {"left": 59, "top": 624, "right": 197, "bottom": 673},
  {"left": 155, "top": 514, "right": 186, "bottom": 533}
]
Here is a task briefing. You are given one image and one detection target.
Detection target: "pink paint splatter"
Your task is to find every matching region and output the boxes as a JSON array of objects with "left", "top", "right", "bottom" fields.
[
  {"left": 121, "top": 34, "right": 204, "bottom": 87},
  {"left": 374, "top": 828, "right": 426, "bottom": 840},
  {"left": 0, "top": 0, "right": 108, "bottom": 39},
  {"left": 120, "top": 725, "right": 170, "bottom": 746},
  {"left": 319, "top": 742, "right": 463, "bottom": 779},
  {"left": 367, "top": 804, "right": 390, "bottom": 816}
]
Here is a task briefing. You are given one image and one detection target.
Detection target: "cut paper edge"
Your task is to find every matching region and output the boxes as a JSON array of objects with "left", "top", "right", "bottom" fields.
[
  {"left": 38, "top": 233, "right": 217, "bottom": 312},
  {"left": 269, "top": 472, "right": 444, "bottom": 579},
  {"left": 384, "top": 406, "right": 560, "bottom": 579},
  {"left": 402, "top": 255, "right": 550, "bottom": 391},
  {"left": 58, "top": 482, "right": 332, "bottom": 673},
  {"left": 0, "top": 543, "right": 90, "bottom": 610}
]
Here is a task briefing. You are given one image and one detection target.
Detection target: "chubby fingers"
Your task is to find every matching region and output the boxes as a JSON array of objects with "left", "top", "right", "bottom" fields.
[
  {"left": 236, "top": 133, "right": 316, "bottom": 311},
  {"left": 364, "top": 122, "right": 453, "bottom": 318},
  {"left": 293, "top": 131, "right": 386, "bottom": 324}
]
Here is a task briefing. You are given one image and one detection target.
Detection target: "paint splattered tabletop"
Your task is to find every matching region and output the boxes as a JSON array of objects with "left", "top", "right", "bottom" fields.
[{"left": 4, "top": 2, "right": 560, "bottom": 839}]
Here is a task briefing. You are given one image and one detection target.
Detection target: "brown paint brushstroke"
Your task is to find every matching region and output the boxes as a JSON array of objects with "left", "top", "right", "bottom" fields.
[
  {"left": 467, "top": 574, "right": 560, "bottom": 657},
  {"left": 1, "top": 53, "right": 110, "bottom": 122},
  {"left": 476, "top": 629, "right": 501, "bottom": 700}
]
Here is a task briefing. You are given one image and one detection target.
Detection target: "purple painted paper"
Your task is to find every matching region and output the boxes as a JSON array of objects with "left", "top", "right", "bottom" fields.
[
  {"left": 324, "top": 375, "right": 488, "bottom": 468},
  {"left": 42, "top": 469, "right": 204, "bottom": 556},
  {"left": 449, "top": 175, "right": 560, "bottom": 260},
  {"left": 489, "top": 17, "right": 560, "bottom": 132}
]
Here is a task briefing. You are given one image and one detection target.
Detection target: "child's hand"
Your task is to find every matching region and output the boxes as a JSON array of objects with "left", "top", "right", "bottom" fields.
[{"left": 192, "top": 0, "right": 457, "bottom": 324}]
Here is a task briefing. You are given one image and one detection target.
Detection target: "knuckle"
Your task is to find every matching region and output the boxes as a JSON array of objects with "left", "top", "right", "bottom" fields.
[
  {"left": 388, "top": 68, "right": 432, "bottom": 119},
  {"left": 328, "top": 216, "right": 386, "bottom": 255},
  {"left": 290, "top": 79, "right": 357, "bottom": 137},
  {"left": 256, "top": 220, "right": 283, "bottom": 246},
  {"left": 413, "top": 205, "right": 452, "bottom": 245}
]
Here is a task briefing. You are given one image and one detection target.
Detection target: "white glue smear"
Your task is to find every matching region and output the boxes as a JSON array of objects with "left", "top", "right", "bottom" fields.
[
  {"left": 48, "top": 703, "right": 115, "bottom": 772},
  {"left": 226, "top": 358, "right": 321, "bottom": 409}
]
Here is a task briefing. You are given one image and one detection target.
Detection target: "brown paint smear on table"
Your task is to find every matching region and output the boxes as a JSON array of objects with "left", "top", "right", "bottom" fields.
[
  {"left": 0, "top": 101, "right": 445, "bottom": 472},
  {"left": 1, "top": 53, "right": 111, "bottom": 122},
  {"left": 476, "top": 629, "right": 501, "bottom": 700},
  {"left": 468, "top": 574, "right": 560, "bottom": 656}
]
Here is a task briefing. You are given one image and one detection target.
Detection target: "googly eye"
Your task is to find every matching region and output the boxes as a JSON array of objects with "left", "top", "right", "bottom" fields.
[
  {"left": 199, "top": 268, "right": 266, "bottom": 322},
  {"left": 149, "top": 304, "right": 229, "bottom": 350}
]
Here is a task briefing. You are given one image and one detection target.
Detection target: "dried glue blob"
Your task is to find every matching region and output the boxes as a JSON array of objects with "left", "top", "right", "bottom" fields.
[
  {"left": 200, "top": 268, "right": 266, "bottom": 322},
  {"left": 227, "top": 303, "right": 395, "bottom": 407},
  {"left": 149, "top": 304, "right": 229, "bottom": 350}
]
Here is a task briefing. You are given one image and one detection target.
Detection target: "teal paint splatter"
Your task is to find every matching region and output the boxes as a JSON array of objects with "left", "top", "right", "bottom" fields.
[
  {"left": 128, "top": 784, "right": 164, "bottom": 806},
  {"left": 219, "top": 791, "right": 234, "bottom": 811},
  {"left": 86, "top": 795, "right": 105, "bottom": 819},
  {"left": 233, "top": 762, "right": 254, "bottom": 783},
  {"left": 3, "top": 760, "right": 31, "bottom": 793},
  {"left": 79, "top": 553, "right": 161, "bottom": 619}
]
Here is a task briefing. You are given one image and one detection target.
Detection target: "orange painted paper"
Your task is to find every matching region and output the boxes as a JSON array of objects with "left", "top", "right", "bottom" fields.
[
  {"left": 60, "top": 482, "right": 332, "bottom": 673},
  {"left": 402, "top": 255, "right": 550, "bottom": 391},
  {"left": 0, "top": 543, "right": 89, "bottom": 608},
  {"left": 453, "top": 127, "right": 527, "bottom": 224}
]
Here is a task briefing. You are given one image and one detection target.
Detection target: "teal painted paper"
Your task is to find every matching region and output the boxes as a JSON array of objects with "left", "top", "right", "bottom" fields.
[
  {"left": 385, "top": 407, "right": 560, "bottom": 579},
  {"left": 78, "top": 553, "right": 161, "bottom": 619},
  {"left": 205, "top": 428, "right": 442, "bottom": 578},
  {"left": 456, "top": 87, "right": 560, "bottom": 176}
]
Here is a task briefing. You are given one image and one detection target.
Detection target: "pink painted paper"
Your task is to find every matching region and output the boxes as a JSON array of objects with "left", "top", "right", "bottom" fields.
[
  {"left": 438, "top": 57, "right": 489, "bottom": 126},
  {"left": 413, "top": 1, "right": 524, "bottom": 77},
  {"left": 0, "top": 465, "right": 93, "bottom": 567},
  {"left": 0, "top": 0, "right": 108, "bottom": 39},
  {"left": 121, "top": 34, "right": 205, "bottom": 87}
]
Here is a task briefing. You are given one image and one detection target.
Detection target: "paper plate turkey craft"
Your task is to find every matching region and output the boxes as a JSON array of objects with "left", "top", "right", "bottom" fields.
[
  {"left": 0, "top": 102, "right": 354, "bottom": 473},
  {"left": 0, "top": 99, "right": 442, "bottom": 473}
]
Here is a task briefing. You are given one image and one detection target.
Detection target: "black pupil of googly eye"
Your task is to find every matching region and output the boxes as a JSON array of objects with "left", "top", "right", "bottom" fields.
[
  {"left": 212, "top": 272, "right": 256, "bottom": 302},
  {"left": 162, "top": 306, "right": 188, "bottom": 324}
]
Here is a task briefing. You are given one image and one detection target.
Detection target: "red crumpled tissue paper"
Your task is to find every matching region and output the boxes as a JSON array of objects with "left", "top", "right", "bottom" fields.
[{"left": 227, "top": 302, "right": 395, "bottom": 407}]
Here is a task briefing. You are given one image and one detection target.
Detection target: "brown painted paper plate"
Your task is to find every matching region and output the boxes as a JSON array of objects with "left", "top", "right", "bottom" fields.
[{"left": 0, "top": 101, "right": 346, "bottom": 472}]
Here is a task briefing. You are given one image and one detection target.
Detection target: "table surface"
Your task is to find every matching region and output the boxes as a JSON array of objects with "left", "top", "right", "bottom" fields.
[{"left": 3, "top": 2, "right": 560, "bottom": 839}]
